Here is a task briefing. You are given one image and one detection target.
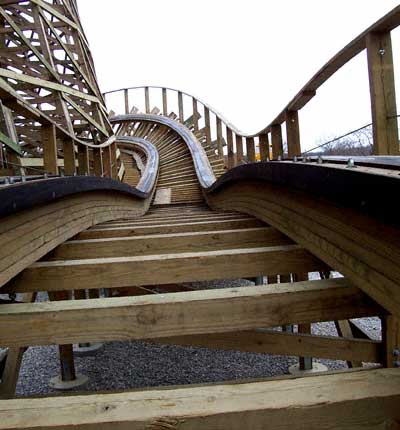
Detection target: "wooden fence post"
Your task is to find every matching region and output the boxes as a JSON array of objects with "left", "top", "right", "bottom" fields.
[
  {"left": 226, "top": 127, "right": 234, "bottom": 168},
  {"left": 271, "top": 124, "right": 283, "bottom": 159},
  {"left": 192, "top": 98, "right": 199, "bottom": 132},
  {"left": 367, "top": 31, "right": 399, "bottom": 155},
  {"left": 285, "top": 110, "right": 301, "bottom": 157},
  {"left": 77, "top": 144, "right": 90, "bottom": 175},
  {"left": 178, "top": 91, "right": 184, "bottom": 122},
  {"left": 92, "top": 147, "right": 103, "bottom": 177},
  {"left": 102, "top": 145, "right": 112, "bottom": 178},
  {"left": 236, "top": 134, "right": 243, "bottom": 164},
  {"left": 124, "top": 89, "right": 129, "bottom": 114},
  {"left": 42, "top": 124, "right": 58, "bottom": 175},
  {"left": 259, "top": 133, "right": 269, "bottom": 161},
  {"left": 246, "top": 137, "right": 256, "bottom": 163},
  {"left": 63, "top": 138, "right": 76, "bottom": 175}
]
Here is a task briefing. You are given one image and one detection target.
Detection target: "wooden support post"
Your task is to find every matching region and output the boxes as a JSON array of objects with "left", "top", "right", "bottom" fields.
[
  {"left": 178, "top": 91, "right": 184, "bottom": 122},
  {"left": 204, "top": 107, "right": 212, "bottom": 148},
  {"left": 236, "top": 134, "right": 243, "bottom": 164},
  {"left": 102, "top": 145, "right": 112, "bottom": 178},
  {"left": 192, "top": 98, "right": 199, "bottom": 131},
  {"left": 0, "top": 293, "right": 34, "bottom": 399},
  {"left": 285, "top": 110, "right": 301, "bottom": 157},
  {"left": 110, "top": 142, "right": 118, "bottom": 179},
  {"left": 216, "top": 117, "right": 223, "bottom": 156},
  {"left": 62, "top": 139, "right": 76, "bottom": 176},
  {"left": 226, "top": 127, "right": 234, "bottom": 168},
  {"left": 124, "top": 89, "right": 129, "bottom": 115},
  {"left": 382, "top": 315, "right": 400, "bottom": 368},
  {"left": 335, "top": 320, "right": 363, "bottom": 368},
  {"left": 77, "top": 144, "right": 89, "bottom": 176},
  {"left": 41, "top": 124, "right": 58, "bottom": 175},
  {"left": 271, "top": 124, "right": 283, "bottom": 159},
  {"left": 246, "top": 137, "right": 256, "bottom": 163},
  {"left": 48, "top": 291, "right": 77, "bottom": 385},
  {"left": 259, "top": 133, "right": 269, "bottom": 161},
  {"left": 162, "top": 88, "right": 168, "bottom": 116},
  {"left": 367, "top": 31, "right": 399, "bottom": 155},
  {"left": 92, "top": 147, "right": 103, "bottom": 177},
  {"left": 144, "top": 87, "right": 150, "bottom": 114},
  {"left": 294, "top": 273, "right": 313, "bottom": 370},
  {"left": 0, "top": 348, "right": 23, "bottom": 399}
]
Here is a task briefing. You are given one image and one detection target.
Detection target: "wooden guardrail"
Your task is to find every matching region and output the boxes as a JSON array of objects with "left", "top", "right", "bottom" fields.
[{"left": 104, "top": 6, "right": 400, "bottom": 166}]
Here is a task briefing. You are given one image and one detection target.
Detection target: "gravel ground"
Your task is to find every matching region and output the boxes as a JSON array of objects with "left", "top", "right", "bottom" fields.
[{"left": 5, "top": 274, "right": 382, "bottom": 397}]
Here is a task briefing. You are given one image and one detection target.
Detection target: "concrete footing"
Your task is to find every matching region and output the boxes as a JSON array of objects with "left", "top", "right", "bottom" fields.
[
  {"left": 73, "top": 343, "right": 103, "bottom": 356},
  {"left": 288, "top": 362, "right": 328, "bottom": 375},
  {"left": 49, "top": 373, "right": 89, "bottom": 390}
]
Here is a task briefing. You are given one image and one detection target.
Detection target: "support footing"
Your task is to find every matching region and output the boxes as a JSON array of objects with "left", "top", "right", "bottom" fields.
[
  {"left": 288, "top": 362, "right": 328, "bottom": 375},
  {"left": 49, "top": 373, "right": 88, "bottom": 390},
  {"left": 73, "top": 343, "right": 103, "bottom": 355}
]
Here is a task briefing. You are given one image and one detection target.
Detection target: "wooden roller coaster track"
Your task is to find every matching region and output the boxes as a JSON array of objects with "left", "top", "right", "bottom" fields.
[{"left": 0, "top": 1, "right": 399, "bottom": 429}]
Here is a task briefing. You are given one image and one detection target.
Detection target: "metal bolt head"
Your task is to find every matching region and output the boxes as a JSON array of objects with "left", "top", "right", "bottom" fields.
[{"left": 379, "top": 48, "right": 385, "bottom": 56}]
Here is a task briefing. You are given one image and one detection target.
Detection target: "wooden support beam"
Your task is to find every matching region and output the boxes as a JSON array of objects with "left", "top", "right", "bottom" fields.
[
  {"left": 110, "top": 141, "right": 118, "bottom": 179},
  {"left": 285, "top": 110, "right": 301, "bottom": 157},
  {"left": 76, "top": 217, "right": 265, "bottom": 239},
  {"left": 47, "top": 227, "right": 292, "bottom": 260},
  {"left": 5, "top": 245, "right": 329, "bottom": 293},
  {"left": 92, "top": 147, "right": 103, "bottom": 177},
  {"left": 124, "top": 88, "right": 129, "bottom": 114},
  {"left": 102, "top": 145, "right": 112, "bottom": 178},
  {"left": 382, "top": 315, "right": 400, "bottom": 367},
  {"left": 236, "top": 134, "right": 243, "bottom": 164},
  {"left": 367, "top": 31, "right": 399, "bottom": 155},
  {"left": 177, "top": 91, "right": 184, "bottom": 122},
  {"left": 246, "top": 137, "right": 256, "bottom": 162},
  {"left": 226, "top": 127, "right": 234, "bottom": 168},
  {"left": 153, "top": 328, "right": 382, "bottom": 363},
  {"left": 204, "top": 107, "right": 212, "bottom": 148},
  {"left": 62, "top": 138, "right": 76, "bottom": 176},
  {"left": 0, "top": 369, "right": 399, "bottom": 429},
  {"left": 0, "top": 278, "right": 380, "bottom": 347},
  {"left": 0, "top": 348, "right": 23, "bottom": 399},
  {"left": 162, "top": 88, "right": 168, "bottom": 116},
  {"left": 77, "top": 144, "right": 89, "bottom": 175},
  {"left": 41, "top": 124, "right": 58, "bottom": 175},
  {"left": 192, "top": 98, "right": 199, "bottom": 131},
  {"left": 259, "top": 133, "right": 269, "bottom": 161},
  {"left": 216, "top": 117, "right": 223, "bottom": 157},
  {"left": 0, "top": 293, "right": 34, "bottom": 399},
  {"left": 271, "top": 124, "right": 283, "bottom": 159},
  {"left": 144, "top": 86, "right": 150, "bottom": 114}
]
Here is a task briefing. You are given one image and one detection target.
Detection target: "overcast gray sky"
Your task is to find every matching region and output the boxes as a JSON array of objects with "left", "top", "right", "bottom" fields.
[{"left": 78, "top": 1, "right": 400, "bottom": 150}]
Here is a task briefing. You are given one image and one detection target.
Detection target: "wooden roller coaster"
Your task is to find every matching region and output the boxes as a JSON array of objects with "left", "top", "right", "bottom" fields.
[{"left": 0, "top": 1, "right": 399, "bottom": 428}]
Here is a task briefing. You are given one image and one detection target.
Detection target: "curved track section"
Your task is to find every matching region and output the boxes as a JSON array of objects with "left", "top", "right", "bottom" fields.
[
  {"left": 111, "top": 114, "right": 217, "bottom": 188},
  {"left": 0, "top": 137, "right": 159, "bottom": 288},
  {"left": 204, "top": 161, "right": 400, "bottom": 318},
  {"left": 111, "top": 114, "right": 225, "bottom": 205}
]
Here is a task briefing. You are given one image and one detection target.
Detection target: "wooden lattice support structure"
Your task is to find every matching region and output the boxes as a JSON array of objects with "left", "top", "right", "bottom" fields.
[{"left": 0, "top": 3, "right": 400, "bottom": 429}]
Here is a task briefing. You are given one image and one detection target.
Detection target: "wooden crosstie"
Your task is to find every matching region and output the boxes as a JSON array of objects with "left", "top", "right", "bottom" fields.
[{"left": 0, "top": 2, "right": 399, "bottom": 429}]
